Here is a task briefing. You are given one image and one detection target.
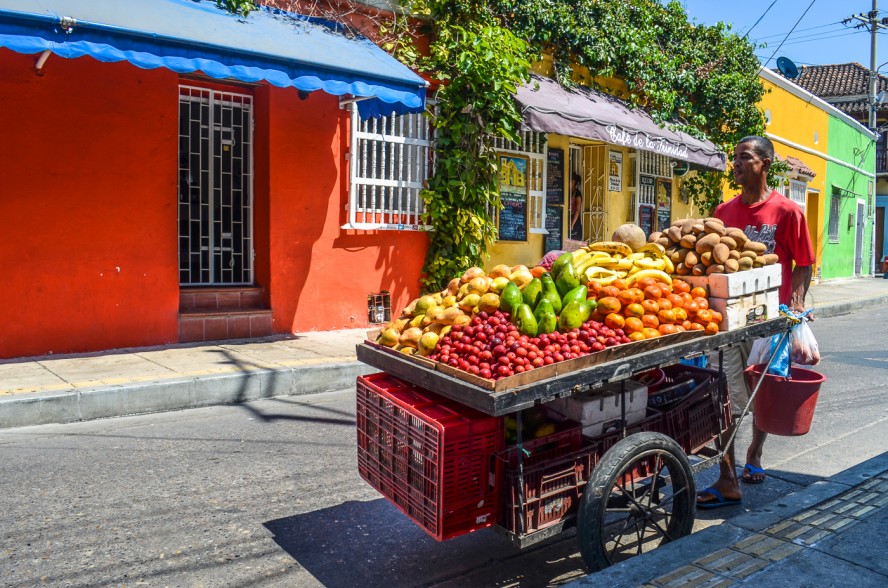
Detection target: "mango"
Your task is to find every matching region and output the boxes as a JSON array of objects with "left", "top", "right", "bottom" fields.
[
  {"left": 477, "top": 292, "right": 501, "bottom": 313},
  {"left": 458, "top": 293, "right": 481, "bottom": 312},
  {"left": 540, "top": 273, "right": 562, "bottom": 315},
  {"left": 514, "top": 303, "right": 538, "bottom": 337},
  {"left": 522, "top": 278, "right": 543, "bottom": 310},
  {"left": 489, "top": 276, "right": 510, "bottom": 293},
  {"left": 561, "top": 285, "right": 587, "bottom": 309},
  {"left": 550, "top": 251, "right": 574, "bottom": 281},
  {"left": 555, "top": 262, "right": 580, "bottom": 298},
  {"left": 418, "top": 331, "right": 439, "bottom": 356},
  {"left": 499, "top": 281, "right": 523, "bottom": 318},
  {"left": 533, "top": 298, "right": 557, "bottom": 335}
]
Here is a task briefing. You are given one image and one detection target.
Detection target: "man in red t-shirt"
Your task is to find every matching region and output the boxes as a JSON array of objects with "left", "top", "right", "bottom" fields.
[{"left": 697, "top": 136, "right": 815, "bottom": 509}]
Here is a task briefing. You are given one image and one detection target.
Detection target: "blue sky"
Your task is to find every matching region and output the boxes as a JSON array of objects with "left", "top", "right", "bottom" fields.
[{"left": 677, "top": 0, "right": 888, "bottom": 70}]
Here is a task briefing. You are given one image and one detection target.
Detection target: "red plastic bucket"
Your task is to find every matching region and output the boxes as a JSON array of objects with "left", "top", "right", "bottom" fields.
[{"left": 744, "top": 364, "right": 826, "bottom": 436}]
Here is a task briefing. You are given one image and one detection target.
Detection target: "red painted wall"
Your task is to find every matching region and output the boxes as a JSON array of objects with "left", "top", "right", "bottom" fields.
[
  {"left": 0, "top": 49, "right": 428, "bottom": 358},
  {"left": 265, "top": 89, "right": 428, "bottom": 332},
  {"left": 0, "top": 52, "right": 180, "bottom": 358}
]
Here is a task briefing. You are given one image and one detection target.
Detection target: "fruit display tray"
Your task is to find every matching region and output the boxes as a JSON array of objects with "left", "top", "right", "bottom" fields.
[{"left": 357, "top": 318, "right": 792, "bottom": 416}]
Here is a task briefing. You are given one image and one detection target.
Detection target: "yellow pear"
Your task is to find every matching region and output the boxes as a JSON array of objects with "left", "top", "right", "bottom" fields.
[
  {"left": 509, "top": 269, "right": 534, "bottom": 289},
  {"left": 453, "top": 313, "right": 472, "bottom": 326},
  {"left": 489, "top": 276, "right": 510, "bottom": 293},
  {"left": 441, "top": 295, "right": 457, "bottom": 308},
  {"left": 458, "top": 293, "right": 481, "bottom": 312},
  {"left": 377, "top": 328, "right": 400, "bottom": 347},
  {"left": 468, "top": 277, "right": 489, "bottom": 296},
  {"left": 399, "top": 327, "right": 423, "bottom": 348},
  {"left": 477, "top": 292, "right": 501, "bottom": 313},
  {"left": 418, "top": 332, "right": 440, "bottom": 356},
  {"left": 439, "top": 306, "right": 464, "bottom": 325},
  {"left": 461, "top": 266, "right": 486, "bottom": 283},
  {"left": 414, "top": 295, "right": 437, "bottom": 315},
  {"left": 446, "top": 278, "right": 461, "bottom": 296},
  {"left": 488, "top": 264, "right": 512, "bottom": 279}
]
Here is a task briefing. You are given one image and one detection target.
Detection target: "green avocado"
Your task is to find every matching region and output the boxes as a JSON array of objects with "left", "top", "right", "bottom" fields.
[
  {"left": 522, "top": 278, "right": 543, "bottom": 311},
  {"left": 500, "top": 281, "right": 523, "bottom": 318},
  {"left": 550, "top": 251, "right": 573, "bottom": 281},
  {"left": 533, "top": 298, "right": 557, "bottom": 335},
  {"left": 555, "top": 262, "right": 580, "bottom": 298},
  {"left": 514, "top": 303, "right": 538, "bottom": 337},
  {"left": 561, "top": 285, "right": 588, "bottom": 309},
  {"left": 540, "top": 273, "right": 562, "bottom": 315}
]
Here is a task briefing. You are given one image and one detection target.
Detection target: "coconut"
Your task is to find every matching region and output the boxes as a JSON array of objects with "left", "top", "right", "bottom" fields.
[{"left": 612, "top": 223, "right": 647, "bottom": 252}]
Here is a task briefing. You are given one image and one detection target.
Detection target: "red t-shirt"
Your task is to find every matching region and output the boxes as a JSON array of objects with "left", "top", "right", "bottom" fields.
[{"left": 714, "top": 190, "right": 815, "bottom": 304}]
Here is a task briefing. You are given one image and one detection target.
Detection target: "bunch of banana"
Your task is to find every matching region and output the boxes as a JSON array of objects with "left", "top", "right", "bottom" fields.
[{"left": 570, "top": 241, "right": 675, "bottom": 286}]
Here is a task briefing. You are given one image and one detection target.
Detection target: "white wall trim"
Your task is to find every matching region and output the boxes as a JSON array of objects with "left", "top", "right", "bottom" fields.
[
  {"left": 759, "top": 67, "right": 879, "bottom": 141},
  {"left": 766, "top": 133, "right": 876, "bottom": 179}
]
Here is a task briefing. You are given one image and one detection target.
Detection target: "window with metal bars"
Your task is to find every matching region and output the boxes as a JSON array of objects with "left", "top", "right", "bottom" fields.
[
  {"left": 788, "top": 179, "right": 807, "bottom": 213},
  {"left": 492, "top": 132, "right": 547, "bottom": 232},
  {"left": 344, "top": 104, "right": 432, "bottom": 230},
  {"left": 829, "top": 188, "right": 841, "bottom": 242}
]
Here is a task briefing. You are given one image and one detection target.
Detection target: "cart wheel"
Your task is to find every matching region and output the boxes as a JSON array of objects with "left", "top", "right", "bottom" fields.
[{"left": 576, "top": 432, "right": 696, "bottom": 571}]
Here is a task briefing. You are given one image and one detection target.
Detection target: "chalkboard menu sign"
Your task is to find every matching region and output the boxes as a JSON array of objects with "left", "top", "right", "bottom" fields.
[
  {"left": 544, "top": 205, "right": 563, "bottom": 253},
  {"left": 639, "top": 204, "right": 655, "bottom": 237},
  {"left": 546, "top": 148, "right": 565, "bottom": 205},
  {"left": 498, "top": 155, "right": 528, "bottom": 242}
]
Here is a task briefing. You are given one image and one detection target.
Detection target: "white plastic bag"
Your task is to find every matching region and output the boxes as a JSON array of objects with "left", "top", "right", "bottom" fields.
[{"left": 791, "top": 317, "right": 820, "bottom": 365}]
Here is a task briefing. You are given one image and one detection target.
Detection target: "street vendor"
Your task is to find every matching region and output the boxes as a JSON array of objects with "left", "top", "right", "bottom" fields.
[{"left": 697, "top": 135, "right": 815, "bottom": 509}]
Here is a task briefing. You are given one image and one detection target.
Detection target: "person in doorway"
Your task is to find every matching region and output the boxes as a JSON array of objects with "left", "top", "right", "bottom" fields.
[
  {"left": 696, "top": 135, "right": 815, "bottom": 509},
  {"left": 569, "top": 173, "right": 583, "bottom": 241}
]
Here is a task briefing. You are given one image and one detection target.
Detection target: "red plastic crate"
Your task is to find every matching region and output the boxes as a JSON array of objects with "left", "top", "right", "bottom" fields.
[{"left": 356, "top": 373, "right": 503, "bottom": 541}]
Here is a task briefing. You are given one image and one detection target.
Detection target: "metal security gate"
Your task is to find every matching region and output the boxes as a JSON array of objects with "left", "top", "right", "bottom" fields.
[{"left": 178, "top": 86, "right": 253, "bottom": 285}]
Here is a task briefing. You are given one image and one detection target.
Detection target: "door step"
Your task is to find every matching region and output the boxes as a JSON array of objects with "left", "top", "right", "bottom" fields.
[{"left": 178, "top": 287, "right": 271, "bottom": 343}]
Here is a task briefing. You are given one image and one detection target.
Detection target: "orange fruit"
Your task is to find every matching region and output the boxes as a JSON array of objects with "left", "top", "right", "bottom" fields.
[
  {"left": 657, "top": 283, "right": 672, "bottom": 298},
  {"left": 675, "top": 325, "right": 687, "bottom": 333},
  {"left": 641, "top": 299, "right": 660, "bottom": 314},
  {"left": 628, "top": 288, "right": 645, "bottom": 303},
  {"left": 666, "top": 294, "right": 685, "bottom": 309},
  {"left": 709, "top": 310, "right": 723, "bottom": 324},
  {"left": 624, "top": 303, "right": 645, "bottom": 319},
  {"left": 605, "top": 313, "right": 626, "bottom": 329},
  {"left": 680, "top": 291, "right": 693, "bottom": 302},
  {"left": 643, "top": 327, "right": 661, "bottom": 339},
  {"left": 628, "top": 331, "right": 647, "bottom": 341},
  {"left": 624, "top": 317, "right": 644, "bottom": 333},
  {"left": 611, "top": 278, "right": 628, "bottom": 291},
  {"left": 673, "top": 307, "right": 689, "bottom": 323},
  {"left": 643, "top": 285, "right": 663, "bottom": 300},
  {"left": 642, "top": 314, "right": 660, "bottom": 329},
  {"left": 690, "top": 286, "right": 708, "bottom": 299},
  {"left": 682, "top": 320, "right": 693, "bottom": 330},
  {"left": 636, "top": 277, "right": 658, "bottom": 290},
  {"left": 600, "top": 285, "right": 622, "bottom": 299},
  {"left": 617, "top": 289, "right": 636, "bottom": 307},
  {"left": 597, "top": 296, "right": 622, "bottom": 314},
  {"left": 657, "top": 308, "right": 676, "bottom": 324},
  {"left": 657, "top": 298, "right": 673, "bottom": 311},
  {"left": 705, "top": 322, "right": 721, "bottom": 335},
  {"left": 696, "top": 308, "right": 713, "bottom": 324},
  {"left": 672, "top": 279, "right": 690, "bottom": 294},
  {"left": 531, "top": 266, "right": 547, "bottom": 278},
  {"left": 587, "top": 281, "right": 604, "bottom": 296},
  {"left": 689, "top": 322, "right": 705, "bottom": 331},
  {"left": 684, "top": 300, "right": 700, "bottom": 316},
  {"left": 693, "top": 297, "right": 709, "bottom": 310},
  {"left": 658, "top": 324, "right": 678, "bottom": 335}
]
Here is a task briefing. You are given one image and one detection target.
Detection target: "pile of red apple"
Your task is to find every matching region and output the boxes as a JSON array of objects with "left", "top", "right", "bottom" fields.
[{"left": 426, "top": 310, "right": 631, "bottom": 380}]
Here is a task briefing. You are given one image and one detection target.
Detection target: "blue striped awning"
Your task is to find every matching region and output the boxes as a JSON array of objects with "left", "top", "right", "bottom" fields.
[{"left": 0, "top": 0, "right": 427, "bottom": 117}]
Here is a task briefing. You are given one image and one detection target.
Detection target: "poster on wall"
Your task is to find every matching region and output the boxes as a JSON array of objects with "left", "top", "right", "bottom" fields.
[
  {"left": 608, "top": 150, "right": 623, "bottom": 192},
  {"left": 498, "top": 155, "right": 528, "bottom": 242},
  {"left": 544, "top": 205, "right": 563, "bottom": 253},
  {"left": 546, "top": 148, "right": 565, "bottom": 205}
]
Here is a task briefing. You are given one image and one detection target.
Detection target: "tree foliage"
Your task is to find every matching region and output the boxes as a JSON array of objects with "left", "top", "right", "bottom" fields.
[{"left": 220, "top": 0, "right": 256, "bottom": 17}]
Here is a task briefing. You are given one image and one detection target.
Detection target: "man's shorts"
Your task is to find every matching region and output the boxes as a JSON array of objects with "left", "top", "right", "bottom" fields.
[{"left": 707, "top": 340, "right": 753, "bottom": 418}]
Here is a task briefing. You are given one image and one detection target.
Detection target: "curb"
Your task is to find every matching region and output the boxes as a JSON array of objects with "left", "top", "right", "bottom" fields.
[
  {"left": 0, "top": 361, "right": 374, "bottom": 429},
  {"left": 812, "top": 293, "right": 888, "bottom": 320},
  {"left": 567, "top": 451, "right": 888, "bottom": 587}
]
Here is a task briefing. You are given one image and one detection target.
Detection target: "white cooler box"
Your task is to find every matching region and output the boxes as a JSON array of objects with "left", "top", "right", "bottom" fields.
[
  {"left": 682, "top": 264, "right": 782, "bottom": 298},
  {"left": 709, "top": 288, "right": 779, "bottom": 331},
  {"left": 547, "top": 379, "right": 648, "bottom": 438}
]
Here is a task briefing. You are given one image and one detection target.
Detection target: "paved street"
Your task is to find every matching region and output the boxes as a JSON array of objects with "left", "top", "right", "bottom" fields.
[{"left": 1, "top": 305, "right": 886, "bottom": 587}]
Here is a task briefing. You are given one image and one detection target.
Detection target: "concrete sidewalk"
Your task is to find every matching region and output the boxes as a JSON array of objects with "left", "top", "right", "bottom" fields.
[
  {"left": 1, "top": 276, "right": 887, "bottom": 430},
  {"left": 569, "top": 451, "right": 888, "bottom": 587}
]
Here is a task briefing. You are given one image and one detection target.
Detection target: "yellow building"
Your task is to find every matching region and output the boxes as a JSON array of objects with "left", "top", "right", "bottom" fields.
[{"left": 486, "top": 69, "right": 726, "bottom": 270}]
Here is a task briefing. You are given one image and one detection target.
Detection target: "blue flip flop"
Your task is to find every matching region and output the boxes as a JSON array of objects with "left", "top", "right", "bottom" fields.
[
  {"left": 742, "top": 463, "right": 767, "bottom": 485},
  {"left": 696, "top": 487, "right": 742, "bottom": 510}
]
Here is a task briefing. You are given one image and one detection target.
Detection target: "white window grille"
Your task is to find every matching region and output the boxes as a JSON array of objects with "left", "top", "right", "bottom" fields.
[
  {"left": 829, "top": 189, "right": 841, "bottom": 242},
  {"left": 493, "top": 131, "right": 547, "bottom": 232},
  {"left": 632, "top": 151, "right": 672, "bottom": 232},
  {"left": 344, "top": 104, "right": 432, "bottom": 230},
  {"left": 788, "top": 179, "right": 807, "bottom": 213}
]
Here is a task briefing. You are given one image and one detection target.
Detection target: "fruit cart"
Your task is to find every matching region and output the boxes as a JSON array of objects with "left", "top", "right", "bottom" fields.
[{"left": 355, "top": 317, "right": 792, "bottom": 571}]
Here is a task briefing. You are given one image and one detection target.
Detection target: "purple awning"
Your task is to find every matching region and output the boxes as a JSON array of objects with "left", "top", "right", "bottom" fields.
[{"left": 516, "top": 75, "right": 727, "bottom": 171}]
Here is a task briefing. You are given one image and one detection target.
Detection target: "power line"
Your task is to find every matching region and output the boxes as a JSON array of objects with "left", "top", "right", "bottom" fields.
[
  {"left": 779, "top": 29, "right": 868, "bottom": 47},
  {"left": 763, "top": 0, "right": 818, "bottom": 67},
  {"left": 742, "top": 0, "right": 780, "bottom": 39},
  {"left": 753, "top": 19, "right": 843, "bottom": 41},
  {"left": 765, "top": 26, "right": 858, "bottom": 45}
]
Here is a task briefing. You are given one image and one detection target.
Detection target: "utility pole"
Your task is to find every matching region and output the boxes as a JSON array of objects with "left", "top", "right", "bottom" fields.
[{"left": 847, "top": 1, "right": 888, "bottom": 130}]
